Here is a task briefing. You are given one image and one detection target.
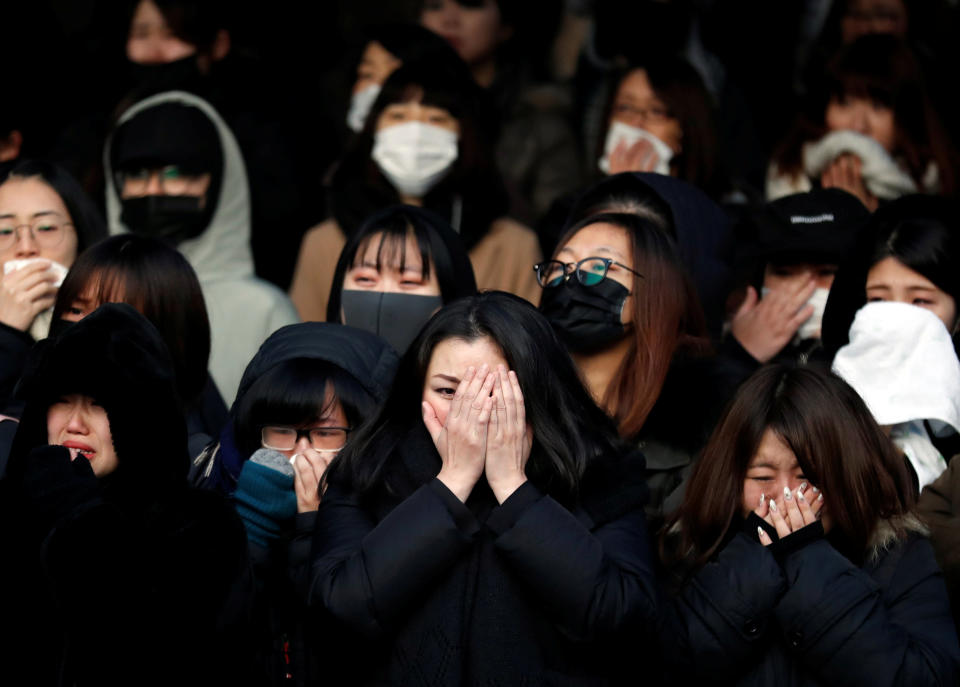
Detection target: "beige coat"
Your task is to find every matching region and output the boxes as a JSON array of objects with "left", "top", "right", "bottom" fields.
[{"left": 289, "top": 217, "right": 542, "bottom": 322}]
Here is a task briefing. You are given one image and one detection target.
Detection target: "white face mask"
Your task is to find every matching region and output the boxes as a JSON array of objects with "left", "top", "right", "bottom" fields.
[
  {"left": 760, "top": 285, "right": 830, "bottom": 341},
  {"left": 372, "top": 121, "right": 459, "bottom": 199},
  {"left": 598, "top": 120, "right": 674, "bottom": 176},
  {"left": 346, "top": 84, "right": 381, "bottom": 133}
]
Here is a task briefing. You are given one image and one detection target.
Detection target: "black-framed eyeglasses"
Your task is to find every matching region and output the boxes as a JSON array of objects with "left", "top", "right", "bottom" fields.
[
  {"left": 260, "top": 425, "right": 351, "bottom": 453},
  {"left": 533, "top": 257, "right": 644, "bottom": 288}
]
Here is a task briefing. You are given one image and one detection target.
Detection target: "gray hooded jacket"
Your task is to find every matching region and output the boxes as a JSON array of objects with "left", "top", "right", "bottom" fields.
[{"left": 104, "top": 90, "right": 299, "bottom": 403}]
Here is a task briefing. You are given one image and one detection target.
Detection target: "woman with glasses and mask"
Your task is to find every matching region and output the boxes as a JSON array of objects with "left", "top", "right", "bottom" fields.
[
  {"left": 0, "top": 160, "right": 106, "bottom": 414},
  {"left": 193, "top": 321, "right": 398, "bottom": 685},
  {"left": 538, "top": 211, "right": 739, "bottom": 529}
]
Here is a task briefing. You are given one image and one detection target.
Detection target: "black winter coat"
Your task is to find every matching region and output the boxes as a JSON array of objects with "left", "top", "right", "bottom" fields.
[
  {"left": 0, "top": 304, "right": 260, "bottom": 687},
  {"left": 308, "top": 426, "right": 656, "bottom": 686},
  {"left": 659, "top": 517, "right": 960, "bottom": 686}
]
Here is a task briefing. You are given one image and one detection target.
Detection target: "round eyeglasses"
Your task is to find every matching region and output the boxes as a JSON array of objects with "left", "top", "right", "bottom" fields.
[
  {"left": 261, "top": 426, "right": 350, "bottom": 453},
  {"left": 533, "top": 257, "right": 643, "bottom": 288},
  {"left": 0, "top": 215, "right": 73, "bottom": 251}
]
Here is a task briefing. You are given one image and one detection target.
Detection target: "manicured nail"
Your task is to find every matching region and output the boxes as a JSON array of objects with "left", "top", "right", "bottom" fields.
[
  {"left": 797, "top": 489, "right": 806, "bottom": 502},
  {"left": 769, "top": 500, "right": 778, "bottom": 512},
  {"left": 817, "top": 493, "right": 823, "bottom": 502},
  {"left": 812, "top": 486, "right": 820, "bottom": 493},
  {"left": 757, "top": 526, "right": 765, "bottom": 539},
  {"left": 799, "top": 482, "right": 807, "bottom": 493},
  {"left": 759, "top": 492, "right": 765, "bottom": 506},
  {"left": 783, "top": 486, "right": 792, "bottom": 501}
]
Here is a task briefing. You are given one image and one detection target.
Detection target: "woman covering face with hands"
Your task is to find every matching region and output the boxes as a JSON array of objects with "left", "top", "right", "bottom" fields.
[
  {"left": 657, "top": 365, "right": 959, "bottom": 686},
  {"left": 312, "top": 292, "right": 657, "bottom": 685}
]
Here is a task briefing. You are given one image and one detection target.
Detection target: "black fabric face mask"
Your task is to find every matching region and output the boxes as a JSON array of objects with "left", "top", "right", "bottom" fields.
[
  {"left": 340, "top": 290, "right": 443, "bottom": 355},
  {"left": 539, "top": 278, "right": 630, "bottom": 353},
  {"left": 120, "top": 195, "right": 208, "bottom": 245},
  {"left": 125, "top": 55, "right": 205, "bottom": 97}
]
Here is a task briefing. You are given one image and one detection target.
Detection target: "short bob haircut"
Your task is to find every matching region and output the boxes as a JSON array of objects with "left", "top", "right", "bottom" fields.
[
  {"left": 0, "top": 159, "right": 107, "bottom": 253},
  {"left": 231, "top": 357, "right": 379, "bottom": 460},
  {"left": 666, "top": 364, "right": 912, "bottom": 572},
  {"left": 328, "top": 60, "right": 509, "bottom": 250},
  {"left": 51, "top": 234, "right": 210, "bottom": 404},
  {"left": 327, "top": 291, "right": 623, "bottom": 504},
  {"left": 822, "top": 194, "right": 960, "bottom": 355},
  {"left": 326, "top": 205, "right": 477, "bottom": 322},
  {"left": 599, "top": 57, "right": 724, "bottom": 197},
  {"left": 772, "top": 34, "right": 957, "bottom": 195},
  {"left": 547, "top": 212, "right": 709, "bottom": 439}
]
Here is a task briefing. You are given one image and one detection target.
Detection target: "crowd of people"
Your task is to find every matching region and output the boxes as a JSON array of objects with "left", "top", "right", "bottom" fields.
[{"left": 1, "top": 0, "right": 960, "bottom": 685}]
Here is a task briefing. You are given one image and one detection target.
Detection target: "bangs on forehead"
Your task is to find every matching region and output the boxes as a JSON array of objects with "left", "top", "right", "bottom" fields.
[
  {"left": 832, "top": 72, "right": 896, "bottom": 108},
  {"left": 90, "top": 269, "right": 134, "bottom": 310},
  {"left": 352, "top": 226, "right": 432, "bottom": 280}
]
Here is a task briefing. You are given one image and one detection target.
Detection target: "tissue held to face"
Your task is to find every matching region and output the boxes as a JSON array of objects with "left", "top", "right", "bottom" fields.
[
  {"left": 0, "top": 176, "right": 78, "bottom": 333},
  {"left": 866, "top": 256, "right": 957, "bottom": 331}
]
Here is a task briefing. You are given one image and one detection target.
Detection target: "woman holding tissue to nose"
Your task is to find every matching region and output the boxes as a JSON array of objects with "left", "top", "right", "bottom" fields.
[
  {"left": 656, "top": 364, "right": 960, "bottom": 686},
  {"left": 596, "top": 56, "right": 726, "bottom": 199},
  {"left": 0, "top": 160, "right": 105, "bottom": 407},
  {"left": 310, "top": 292, "right": 656, "bottom": 685}
]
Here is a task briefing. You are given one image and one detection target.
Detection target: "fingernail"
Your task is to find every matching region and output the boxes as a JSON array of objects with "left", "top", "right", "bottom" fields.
[
  {"left": 812, "top": 486, "right": 819, "bottom": 493},
  {"left": 757, "top": 526, "right": 765, "bottom": 539},
  {"left": 817, "top": 493, "right": 823, "bottom": 502},
  {"left": 769, "top": 500, "right": 778, "bottom": 512},
  {"left": 797, "top": 489, "right": 806, "bottom": 502},
  {"left": 759, "top": 492, "right": 765, "bottom": 506},
  {"left": 783, "top": 486, "right": 792, "bottom": 501},
  {"left": 799, "top": 482, "right": 807, "bottom": 493}
]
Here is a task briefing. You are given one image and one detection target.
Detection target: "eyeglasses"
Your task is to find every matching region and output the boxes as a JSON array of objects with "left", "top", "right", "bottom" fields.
[
  {"left": 0, "top": 216, "right": 73, "bottom": 251},
  {"left": 119, "top": 165, "right": 207, "bottom": 195},
  {"left": 611, "top": 102, "right": 675, "bottom": 126},
  {"left": 260, "top": 426, "right": 351, "bottom": 453},
  {"left": 533, "top": 257, "right": 643, "bottom": 288}
]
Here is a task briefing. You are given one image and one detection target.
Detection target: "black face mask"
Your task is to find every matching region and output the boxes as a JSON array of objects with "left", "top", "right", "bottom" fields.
[
  {"left": 120, "top": 195, "right": 208, "bottom": 245},
  {"left": 340, "top": 290, "right": 443, "bottom": 355},
  {"left": 125, "top": 55, "right": 205, "bottom": 97},
  {"left": 539, "top": 278, "right": 630, "bottom": 352}
]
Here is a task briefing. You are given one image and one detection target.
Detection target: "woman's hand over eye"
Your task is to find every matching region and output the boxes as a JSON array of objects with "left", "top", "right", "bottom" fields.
[
  {"left": 424, "top": 364, "right": 495, "bottom": 502},
  {"left": 484, "top": 366, "right": 533, "bottom": 504}
]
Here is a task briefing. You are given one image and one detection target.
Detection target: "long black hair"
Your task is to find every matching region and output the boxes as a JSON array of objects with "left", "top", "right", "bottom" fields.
[
  {"left": 822, "top": 194, "right": 960, "bottom": 356},
  {"left": 327, "top": 60, "right": 508, "bottom": 251},
  {"left": 326, "top": 291, "right": 623, "bottom": 503},
  {"left": 326, "top": 204, "right": 477, "bottom": 322},
  {"left": 0, "top": 159, "right": 107, "bottom": 253}
]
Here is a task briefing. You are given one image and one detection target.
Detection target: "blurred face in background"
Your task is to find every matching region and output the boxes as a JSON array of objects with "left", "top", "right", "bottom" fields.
[
  {"left": 126, "top": 0, "right": 197, "bottom": 64},
  {"left": 841, "top": 0, "right": 908, "bottom": 44},
  {"left": 825, "top": 94, "right": 896, "bottom": 152},
  {"left": 610, "top": 69, "right": 683, "bottom": 153},
  {"left": 420, "top": 0, "right": 512, "bottom": 69}
]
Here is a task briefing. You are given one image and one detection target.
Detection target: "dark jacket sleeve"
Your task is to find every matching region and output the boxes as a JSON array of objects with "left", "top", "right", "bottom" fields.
[
  {"left": 308, "top": 479, "right": 481, "bottom": 638},
  {"left": 0, "top": 321, "right": 34, "bottom": 405},
  {"left": 659, "top": 533, "right": 787, "bottom": 680},
  {"left": 774, "top": 536, "right": 960, "bottom": 686},
  {"left": 917, "top": 459, "right": 960, "bottom": 632},
  {"left": 485, "top": 481, "right": 658, "bottom": 641}
]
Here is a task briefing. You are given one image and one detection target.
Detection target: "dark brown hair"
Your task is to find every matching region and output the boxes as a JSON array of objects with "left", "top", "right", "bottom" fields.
[
  {"left": 552, "top": 213, "right": 708, "bottom": 438},
  {"left": 772, "top": 34, "right": 957, "bottom": 195},
  {"left": 665, "top": 365, "right": 913, "bottom": 572},
  {"left": 52, "top": 235, "right": 211, "bottom": 404}
]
